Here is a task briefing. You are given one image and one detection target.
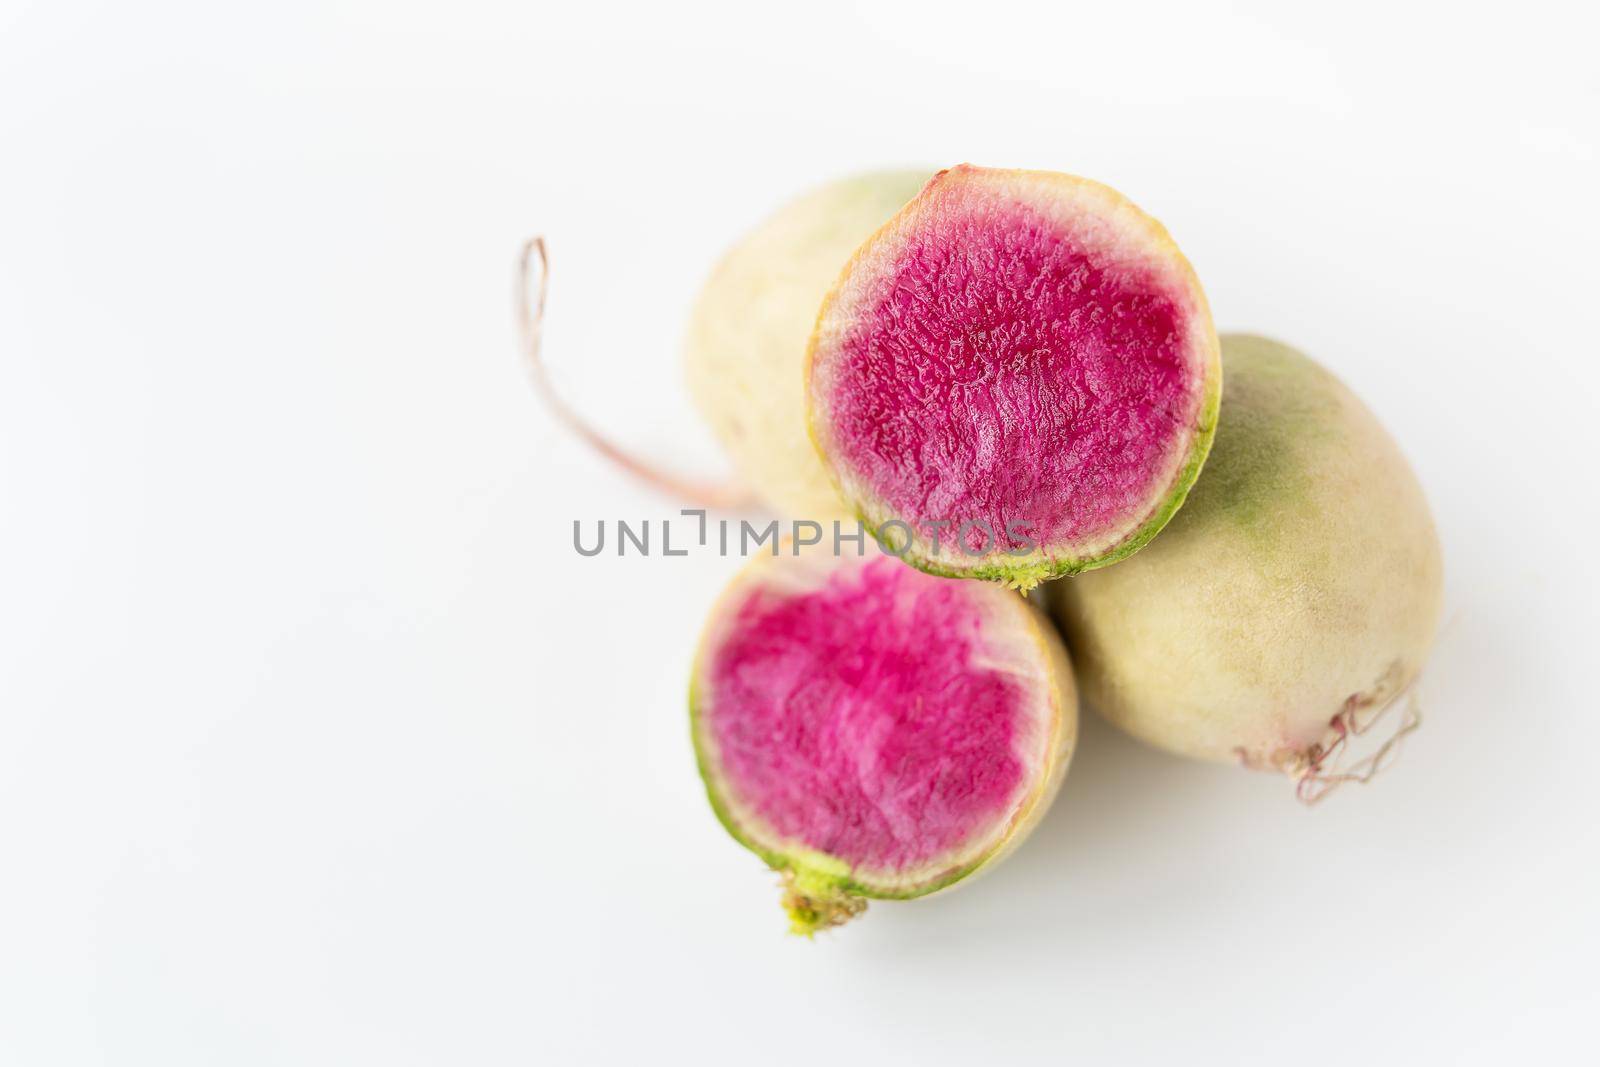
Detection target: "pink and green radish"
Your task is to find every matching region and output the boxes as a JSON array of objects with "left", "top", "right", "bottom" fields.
[
  {"left": 806, "top": 165, "right": 1221, "bottom": 588},
  {"left": 691, "top": 549, "right": 1077, "bottom": 933},
  {"left": 1052, "top": 335, "right": 1443, "bottom": 801}
]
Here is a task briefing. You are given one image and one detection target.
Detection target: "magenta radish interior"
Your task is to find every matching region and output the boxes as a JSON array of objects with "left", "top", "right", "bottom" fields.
[
  {"left": 809, "top": 167, "right": 1215, "bottom": 563},
  {"left": 696, "top": 554, "right": 1056, "bottom": 881}
]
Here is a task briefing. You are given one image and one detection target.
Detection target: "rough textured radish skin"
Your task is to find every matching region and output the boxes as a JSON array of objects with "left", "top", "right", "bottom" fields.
[
  {"left": 684, "top": 171, "right": 930, "bottom": 519},
  {"left": 807, "top": 165, "right": 1220, "bottom": 587},
  {"left": 1052, "top": 334, "right": 1443, "bottom": 770},
  {"left": 691, "top": 549, "right": 1077, "bottom": 931}
]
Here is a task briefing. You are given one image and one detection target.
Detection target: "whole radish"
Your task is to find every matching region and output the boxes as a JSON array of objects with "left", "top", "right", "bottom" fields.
[{"left": 1052, "top": 334, "right": 1443, "bottom": 801}]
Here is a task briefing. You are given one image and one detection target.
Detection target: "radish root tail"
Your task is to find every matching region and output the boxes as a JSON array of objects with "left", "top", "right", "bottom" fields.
[
  {"left": 515, "top": 236, "right": 751, "bottom": 510},
  {"left": 1288, "top": 674, "right": 1423, "bottom": 806}
]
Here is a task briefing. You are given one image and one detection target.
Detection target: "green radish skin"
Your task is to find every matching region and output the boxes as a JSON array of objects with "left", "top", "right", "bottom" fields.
[
  {"left": 1052, "top": 335, "right": 1443, "bottom": 792},
  {"left": 684, "top": 171, "right": 931, "bottom": 519}
]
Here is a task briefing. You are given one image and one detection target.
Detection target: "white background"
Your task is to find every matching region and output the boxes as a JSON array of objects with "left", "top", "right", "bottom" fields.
[{"left": 3, "top": 1, "right": 1598, "bottom": 1063}]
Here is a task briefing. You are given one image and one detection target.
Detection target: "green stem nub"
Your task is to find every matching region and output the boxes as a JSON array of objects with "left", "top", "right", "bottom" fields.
[{"left": 780, "top": 867, "right": 866, "bottom": 937}]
